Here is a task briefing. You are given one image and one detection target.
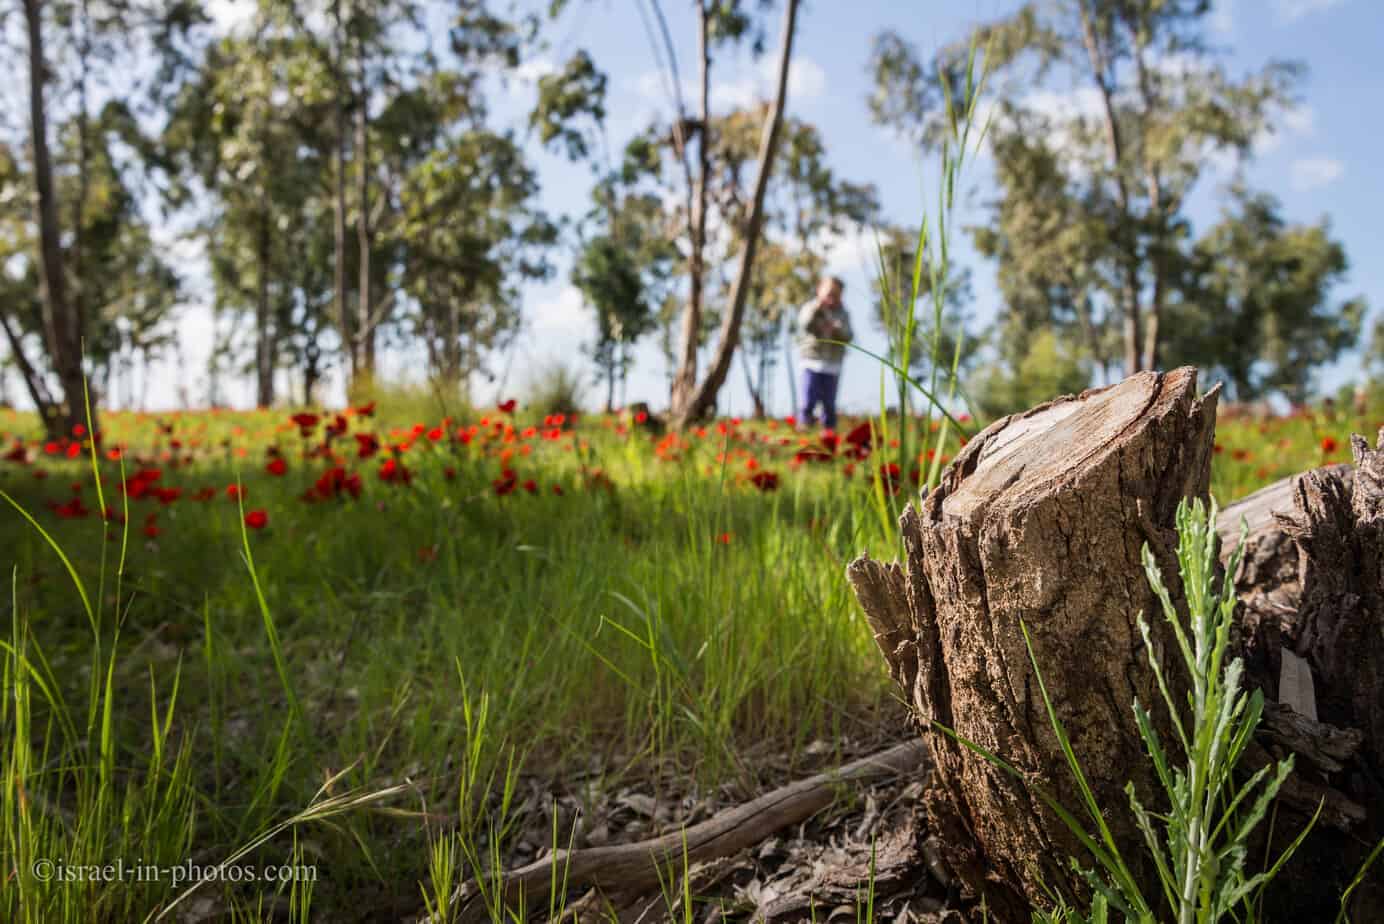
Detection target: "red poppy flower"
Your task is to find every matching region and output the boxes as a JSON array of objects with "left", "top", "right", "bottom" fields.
[
  {"left": 226, "top": 484, "right": 244, "bottom": 500},
  {"left": 716, "top": 532, "right": 732, "bottom": 545},
  {"left": 192, "top": 487, "right": 216, "bottom": 502},
  {"left": 353, "top": 401, "right": 376, "bottom": 417},
  {"left": 497, "top": 399, "right": 517, "bottom": 414},
  {"left": 51, "top": 498, "right": 90, "bottom": 519},
  {"left": 378, "top": 458, "right": 412, "bottom": 484},
  {"left": 551, "top": 484, "right": 564, "bottom": 496},
  {"left": 844, "top": 421, "right": 873, "bottom": 449},
  {"left": 493, "top": 469, "right": 518, "bottom": 495},
  {"left": 244, "top": 509, "right": 269, "bottom": 530},
  {"left": 326, "top": 414, "right": 349, "bottom": 438},
  {"left": 1321, "top": 436, "right": 1339, "bottom": 454},
  {"left": 153, "top": 486, "right": 182, "bottom": 504},
  {"left": 290, "top": 413, "right": 320, "bottom": 435},
  {"left": 427, "top": 426, "right": 445, "bottom": 442},
  {"left": 878, "top": 462, "right": 903, "bottom": 495},
  {"left": 522, "top": 478, "right": 538, "bottom": 494},
  {"left": 749, "top": 470, "right": 780, "bottom": 492},
  {"left": 635, "top": 411, "right": 648, "bottom": 424},
  {"left": 71, "top": 423, "right": 86, "bottom": 437},
  {"left": 354, "top": 433, "right": 381, "bottom": 458},
  {"left": 266, "top": 457, "right": 288, "bottom": 476}
]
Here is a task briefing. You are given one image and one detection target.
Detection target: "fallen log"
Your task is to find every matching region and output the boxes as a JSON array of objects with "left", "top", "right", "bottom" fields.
[
  {"left": 427, "top": 739, "right": 928, "bottom": 923},
  {"left": 847, "top": 368, "right": 1384, "bottom": 921}
]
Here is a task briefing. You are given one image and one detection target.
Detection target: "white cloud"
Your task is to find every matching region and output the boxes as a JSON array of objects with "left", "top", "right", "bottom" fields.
[
  {"left": 527, "top": 285, "right": 590, "bottom": 340},
  {"left": 785, "top": 57, "right": 827, "bottom": 103},
  {"left": 1275, "top": 0, "right": 1348, "bottom": 22},
  {"left": 205, "top": 0, "right": 256, "bottom": 35},
  {"left": 820, "top": 225, "right": 880, "bottom": 278},
  {"left": 1005, "top": 87, "right": 1106, "bottom": 173},
  {"left": 1291, "top": 156, "right": 1344, "bottom": 191},
  {"left": 713, "top": 56, "right": 827, "bottom": 110},
  {"left": 1211, "top": 0, "right": 1235, "bottom": 34},
  {"left": 1205, "top": 103, "right": 1315, "bottom": 174},
  {"left": 514, "top": 56, "right": 557, "bottom": 84},
  {"left": 1256, "top": 105, "right": 1316, "bottom": 155},
  {"left": 633, "top": 55, "right": 827, "bottom": 114}
]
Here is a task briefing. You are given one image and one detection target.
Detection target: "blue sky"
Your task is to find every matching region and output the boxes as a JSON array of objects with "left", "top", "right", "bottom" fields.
[{"left": 129, "top": 0, "right": 1384, "bottom": 412}]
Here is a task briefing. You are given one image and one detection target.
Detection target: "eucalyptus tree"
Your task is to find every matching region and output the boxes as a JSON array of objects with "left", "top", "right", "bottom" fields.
[
  {"left": 163, "top": 9, "right": 333, "bottom": 407},
  {"left": 2, "top": 0, "right": 196, "bottom": 432},
  {"left": 870, "top": 0, "right": 1305, "bottom": 379},
  {"left": 393, "top": 124, "right": 558, "bottom": 389},
  {"left": 619, "top": 0, "right": 802, "bottom": 426},
  {"left": 572, "top": 179, "right": 678, "bottom": 413},
  {"left": 1164, "top": 186, "right": 1364, "bottom": 402}
]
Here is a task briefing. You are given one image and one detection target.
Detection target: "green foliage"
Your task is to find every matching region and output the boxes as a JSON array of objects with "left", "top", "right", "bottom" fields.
[
  {"left": 1165, "top": 187, "right": 1366, "bottom": 402},
  {"left": 872, "top": 1, "right": 1348, "bottom": 393},
  {"left": 530, "top": 50, "right": 608, "bottom": 161},
  {"left": 520, "top": 359, "right": 587, "bottom": 416},
  {"left": 572, "top": 182, "right": 678, "bottom": 410},
  {"left": 936, "top": 497, "right": 1310, "bottom": 924},
  {"left": 0, "top": 403, "right": 891, "bottom": 919},
  {"left": 973, "top": 328, "right": 1091, "bottom": 418},
  {"left": 871, "top": 225, "right": 973, "bottom": 379}
]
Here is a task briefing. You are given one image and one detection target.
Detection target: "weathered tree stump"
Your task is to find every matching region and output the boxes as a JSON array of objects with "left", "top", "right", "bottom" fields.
[{"left": 848, "top": 368, "right": 1384, "bottom": 921}]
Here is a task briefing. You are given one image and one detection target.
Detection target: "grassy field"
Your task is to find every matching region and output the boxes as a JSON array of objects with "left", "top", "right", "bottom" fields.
[{"left": 1, "top": 391, "right": 1376, "bottom": 922}]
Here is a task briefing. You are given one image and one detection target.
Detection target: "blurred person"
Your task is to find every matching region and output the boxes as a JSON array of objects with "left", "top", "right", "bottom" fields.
[{"left": 795, "top": 275, "right": 853, "bottom": 430}]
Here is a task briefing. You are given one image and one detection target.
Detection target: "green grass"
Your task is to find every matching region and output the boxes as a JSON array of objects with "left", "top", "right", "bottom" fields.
[
  {"left": 0, "top": 388, "right": 1376, "bottom": 921},
  {"left": 0, "top": 399, "right": 895, "bottom": 921}
]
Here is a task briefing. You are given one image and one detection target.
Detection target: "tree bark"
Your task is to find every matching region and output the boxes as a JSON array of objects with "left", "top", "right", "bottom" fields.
[
  {"left": 255, "top": 210, "right": 275, "bottom": 408},
  {"left": 848, "top": 367, "right": 1215, "bottom": 918},
  {"left": 1077, "top": 0, "right": 1143, "bottom": 378},
  {"left": 23, "top": 0, "right": 92, "bottom": 438},
  {"left": 0, "top": 310, "right": 55, "bottom": 415},
  {"left": 669, "top": 0, "right": 800, "bottom": 429},
  {"left": 332, "top": 0, "right": 353, "bottom": 387},
  {"left": 668, "top": 1, "right": 713, "bottom": 420},
  {"left": 355, "top": 36, "right": 375, "bottom": 388},
  {"left": 847, "top": 369, "right": 1384, "bottom": 921}
]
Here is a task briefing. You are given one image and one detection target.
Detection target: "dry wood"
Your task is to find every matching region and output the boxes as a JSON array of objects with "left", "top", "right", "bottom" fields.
[
  {"left": 849, "top": 368, "right": 1217, "bottom": 918},
  {"left": 428, "top": 740, "right": 927, "bottom": 923},
  {"left": 848, "top": 369, "right": 1384, "bottom": 921}
]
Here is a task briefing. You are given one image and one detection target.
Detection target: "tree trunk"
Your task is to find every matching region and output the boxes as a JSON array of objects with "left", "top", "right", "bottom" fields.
[
  {"left": 355, "top": 39, "right": 375, "bottom": 389},
  {"left": 669, "top": 0, "right": 800, "bottom": 429},
  {"left": 332, "top": 0, "right": 353, "bottom": 387},
  {"left": 23, "top": 0, "right": 91, "bottom": 438},
  {"left": 0, "top": 310, "right": 54, "bottom": 415},
  {"left": 1219, "top": 447, "right": 1384, "bottom": 918},
  {"left": 847, "top": 369, "right": 1384, "bottom": 921},
  {"left": 668, "top": 1, "right": 713, "bottom": 420},
  {"left": 255, "top": 211, "right": 275, "bottom": 408}
]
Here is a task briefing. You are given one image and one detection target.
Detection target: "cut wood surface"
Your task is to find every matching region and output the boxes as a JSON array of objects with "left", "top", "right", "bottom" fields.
[
  {"left": 848, "top": 369, "right": 1384, "bottom": 921},
  {"left": 429, "top": 740, "right": 928, "bottom": 924}
]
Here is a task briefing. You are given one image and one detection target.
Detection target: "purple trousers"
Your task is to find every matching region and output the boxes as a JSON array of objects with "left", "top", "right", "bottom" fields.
[{"left": 799, "top": 369, "right": 839, "bottom": 429}]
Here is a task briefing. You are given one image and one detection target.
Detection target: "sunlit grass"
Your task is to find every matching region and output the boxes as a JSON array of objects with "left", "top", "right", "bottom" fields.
[{"left": 0, "top": 389, "right": 1375, "bottom": 920}]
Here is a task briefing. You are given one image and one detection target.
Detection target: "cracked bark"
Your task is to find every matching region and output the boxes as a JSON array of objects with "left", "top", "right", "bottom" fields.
[{"left": 848, "top": 368, "right": 1384, "bottom": 921}]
